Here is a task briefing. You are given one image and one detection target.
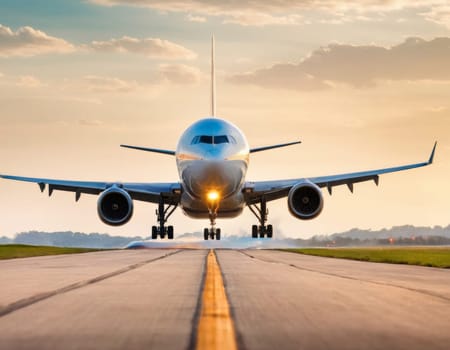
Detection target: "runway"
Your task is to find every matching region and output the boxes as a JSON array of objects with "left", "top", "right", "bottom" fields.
[{"left": 1, "top": 249, "right": 449, "bottom": 350}]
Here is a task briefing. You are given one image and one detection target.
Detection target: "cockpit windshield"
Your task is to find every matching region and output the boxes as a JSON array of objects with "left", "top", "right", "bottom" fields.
[{"left": 191, "top": 135, "right": 236, "bottom": 145}]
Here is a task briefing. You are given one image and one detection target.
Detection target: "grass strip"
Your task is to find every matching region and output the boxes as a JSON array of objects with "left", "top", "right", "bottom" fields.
[
  {"left": 284, "top": 247, "right": 450, "bottom": 268},
  {"left": 0, "top": 244, "right": 101, "bottom": 260}
]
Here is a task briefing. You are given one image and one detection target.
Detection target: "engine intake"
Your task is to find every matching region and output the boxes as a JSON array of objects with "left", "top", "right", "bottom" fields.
[
  {"left": 288, "top": 181, "right": 323, "bottom": 220},
  {"left": 97, "top": 187, "right": 133, "bottom": 226}
]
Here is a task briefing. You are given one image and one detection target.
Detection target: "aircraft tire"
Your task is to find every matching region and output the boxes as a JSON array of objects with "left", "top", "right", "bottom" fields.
[
  {"left": 267, "top": 224, "right": 273, "bottom": 238},
  {"left": 216, "top": 228, "right": 221, "bottom": 240},
  {"left": 168, "top": 226, "right": 174, "bottom": 240},
  {"left": 259, "top": 225, "right": 265, "bottom": 238},
  {"left": 252, "top": 225, "right": 258, "bottom": 238}
]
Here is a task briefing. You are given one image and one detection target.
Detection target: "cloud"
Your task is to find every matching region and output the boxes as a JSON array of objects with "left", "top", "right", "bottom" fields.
[
  {"left": 89, "top": 0, "right": 305, "bottom": 26},
  {"left": 186, "top": 14, "right": 206, "bottom": 23},
  {"left": 421, "top": 3, "right": 450, "bottom": 28},
  {"left": 222, "top": 12, "right": 302, "bottom": 26},
  {"left": 229, "top": 37, "right": 450, "bottom": 90},
  {"left": 82, "top": 75, "right": 139, "bottom": 93},
  {"left": 158, "top": 64, "right": 202, "bottom": 84},
  {"left": 16, "top": 75, "right": 44, "bottom": 88},
  {"left": 0, "top": 24, "right": 195, "bottom": 60},
  {"left": 79, "top": 119, "right": 103, "bottom": 126},
  {"left": 0, "top": 24, "right": 74, "bottom": 57},
  {"left": 89, "top": 1, "right": 450, "bottom": 27},
  {"left": 87, "top": 36, "right": 196, "bottom": 59},
  {"left": 427, "top": 106, "right": 448, "bottom": 113},
  {"left": 78, "top": 75, "right": 165, "bottom": 95}
]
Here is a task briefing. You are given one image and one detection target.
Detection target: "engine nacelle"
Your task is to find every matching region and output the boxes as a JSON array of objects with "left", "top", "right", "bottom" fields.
[
  {"left": 97, "top": 187, "right": 133, "bottom": 226},
  {"left": 288, "top": 181, "right": 324, "bottom": 220}
]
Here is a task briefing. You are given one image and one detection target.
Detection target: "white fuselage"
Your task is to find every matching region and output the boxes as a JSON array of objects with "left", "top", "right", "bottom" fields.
[{"left": 176, "top": 118, "right": 249, "bottom": 218}]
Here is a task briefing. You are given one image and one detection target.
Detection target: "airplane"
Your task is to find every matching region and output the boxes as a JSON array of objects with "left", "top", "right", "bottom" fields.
[{"left": 0, "top": 37, "right": 437, "bottom": 241}]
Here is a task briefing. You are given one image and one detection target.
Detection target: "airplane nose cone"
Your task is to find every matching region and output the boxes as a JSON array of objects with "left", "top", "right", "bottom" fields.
[
  {"left": 202, "top": 147, "right": 228, "bottom": 160},
  {"left": 183, "top": 159, "right": 245, "bottom": 199}
]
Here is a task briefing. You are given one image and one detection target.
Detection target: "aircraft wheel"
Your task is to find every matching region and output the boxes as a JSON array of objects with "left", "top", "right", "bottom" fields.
[
  {"left": 168, "top": 226, "right": 174, "bottom": 240},
  {"left": 259, "top": 225, "right": 265, "bottom": 238},
  {"left": 216, "top": 228, "right": 221, "bottom": 240},
  {"left": 267, "top": 224, "right": 273, "bottom": 238},
  {"left": 151, "top": 226, "right": 158, "bottom": 239},
  {"left": 204, "top": 228, "right": 209, "bottom": 240},
  {"left": 252, "top": 225, "right": 258, "bottom": 238}
]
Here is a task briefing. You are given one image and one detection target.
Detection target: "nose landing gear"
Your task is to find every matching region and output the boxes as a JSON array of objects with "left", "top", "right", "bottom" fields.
[
  {"left": 204, "top": 227, "right": 221, "bottom": 240},
  {"left": 203, "top": 205, "right": 221, "bottom": 240}
]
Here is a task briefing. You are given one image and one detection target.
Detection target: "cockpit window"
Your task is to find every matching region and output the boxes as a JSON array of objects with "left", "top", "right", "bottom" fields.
[
  {"left": 214, "top": 135, "right": 229, "bottom": 144},
  {"left": 190, "top": 136, "right": 199, "bottom": 144},
  {"left": 200, "top": 135, "right": 214, "bottom": 144},
  {"left": 191, "top": 135, "right": 234, "bottom": 145}
]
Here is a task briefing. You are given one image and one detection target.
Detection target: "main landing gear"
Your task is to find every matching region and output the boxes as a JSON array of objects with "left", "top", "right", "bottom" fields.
[
  {"left": 248, "top": 197, "right": 273, "bottom": 238},
  {"left": 151, "top": 197, "right": 177, "bottom": 239}
]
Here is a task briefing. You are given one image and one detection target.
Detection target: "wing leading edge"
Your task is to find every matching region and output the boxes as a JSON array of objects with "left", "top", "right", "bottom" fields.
[
  {"left": 245, "top": 142, "right": 437, "bottom": 204},
  {"left": 120, "top": 140, "right": 302, "bottom": 155},
  {"left": 0, "top": 174, "right": 181, "bottom": 204},
  {"left": 120, "top": 144, "right": 176, "bottom": 156},
  {"left": 250, "top": 140, "right": 301, "bottom": 153}
]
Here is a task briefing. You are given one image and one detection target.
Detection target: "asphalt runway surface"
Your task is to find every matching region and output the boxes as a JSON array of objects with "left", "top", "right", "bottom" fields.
[{"left": 1, "top": 249, "right": 449, "bottom": 350}]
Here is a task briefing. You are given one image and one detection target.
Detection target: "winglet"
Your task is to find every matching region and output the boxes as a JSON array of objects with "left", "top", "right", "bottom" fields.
[{"left": 428, "top": 141, "right": 437, "bottom": 164}]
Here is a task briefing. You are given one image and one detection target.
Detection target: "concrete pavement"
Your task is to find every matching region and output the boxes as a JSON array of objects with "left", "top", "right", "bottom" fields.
[{"left": 1, "top": 248, "right": 449, "bottom": 350}]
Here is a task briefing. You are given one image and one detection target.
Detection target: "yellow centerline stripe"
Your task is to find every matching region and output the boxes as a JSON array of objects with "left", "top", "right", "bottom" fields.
[{"left": 196, "top": 249, "right": 238, "bottom": 350}]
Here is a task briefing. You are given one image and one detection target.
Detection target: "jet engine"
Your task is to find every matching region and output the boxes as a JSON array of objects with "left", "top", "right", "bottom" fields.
[
  {"left": 288, "top": 181, "right": 323, "bottom": 220},
  {"left": 97, "top": 187, "right": 133, "bottom": 226}
]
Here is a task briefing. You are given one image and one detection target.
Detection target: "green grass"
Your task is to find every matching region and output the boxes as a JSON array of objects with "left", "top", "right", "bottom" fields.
[
  {"left": 284, "top": 247, "right": 450, "bottom": 268},
  {"left": 0, "top": 244, "right": 101, "bottom": 260}
]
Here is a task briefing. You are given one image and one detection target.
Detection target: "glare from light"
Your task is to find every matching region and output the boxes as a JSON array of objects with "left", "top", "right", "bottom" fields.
[{"left": 207, "top": 190, "right": 220, "bottom": 202}]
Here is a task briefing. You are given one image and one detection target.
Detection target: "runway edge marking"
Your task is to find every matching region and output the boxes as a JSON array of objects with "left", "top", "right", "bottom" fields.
[
  {"left": 0, "top": 249, "right": 181, "bottom": 318},
  {"left": 196, "top": 249, "right": 238, "bottom": 350}
]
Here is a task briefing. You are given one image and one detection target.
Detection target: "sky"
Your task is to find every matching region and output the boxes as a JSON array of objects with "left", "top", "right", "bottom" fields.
[{"left": 0, "top": 0, "right": 449, "bottom": 239}]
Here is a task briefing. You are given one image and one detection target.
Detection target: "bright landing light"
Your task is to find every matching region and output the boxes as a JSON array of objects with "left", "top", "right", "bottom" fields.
[{"left": 207, "top": 190, "right": 220, "bottom": 201}]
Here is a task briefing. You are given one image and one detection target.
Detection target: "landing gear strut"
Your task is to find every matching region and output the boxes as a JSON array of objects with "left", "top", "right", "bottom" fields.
[
  {"left": 248, "top": 197, "right": 273, "bottom": 238},
  {"left": 151, "top": 197, "right": 177, "bottom": 239},
  {"left": 203, "top": 205, "right": 221, "bottom": 240}
]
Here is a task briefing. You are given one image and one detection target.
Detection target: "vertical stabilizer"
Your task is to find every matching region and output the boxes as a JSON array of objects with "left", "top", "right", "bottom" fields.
[{"left": 211, "top": 35, "right": 216, "bottom": 117}]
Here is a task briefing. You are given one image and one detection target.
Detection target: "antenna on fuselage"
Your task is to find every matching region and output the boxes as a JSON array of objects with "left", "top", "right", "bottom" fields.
[{"left": 211, "top": 35, "right": 216, "bottom": 117}]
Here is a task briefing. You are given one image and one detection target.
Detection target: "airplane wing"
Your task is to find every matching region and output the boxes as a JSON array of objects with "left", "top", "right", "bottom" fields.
[
  {"left": 0, "top": 175, "right": 181, "bottom": 204},
  {"left": 120, "top": 144, "right": 176, "bottom": 156},
  {"left": 244, "top": 142, "right": 437, "bottom": 204},
  {"left": 250, "top": 141, "right": 301, "bottom": 153},
  {"left": 121, "top": 140, "right": 302, "bottom": 155}
]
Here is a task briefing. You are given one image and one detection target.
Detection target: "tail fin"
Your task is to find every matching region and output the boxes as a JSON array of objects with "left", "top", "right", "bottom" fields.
[{"left": 210, "top": 35, "right": 216, "bottom": 117}]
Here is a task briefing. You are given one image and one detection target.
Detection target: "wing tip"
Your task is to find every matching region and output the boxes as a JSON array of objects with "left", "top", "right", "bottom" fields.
[{"left": 428, "top": 141, "right": 437, "bottom": 164}]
